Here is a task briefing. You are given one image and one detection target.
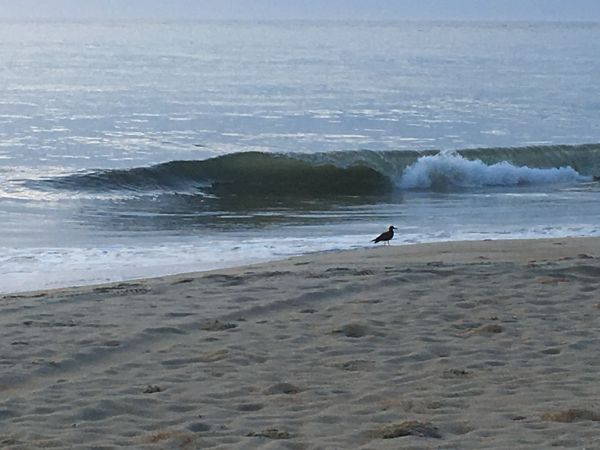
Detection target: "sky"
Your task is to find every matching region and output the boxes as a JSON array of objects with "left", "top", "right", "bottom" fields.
[{"left": 1, "top": 0, "right": 600, "bottom": 22}]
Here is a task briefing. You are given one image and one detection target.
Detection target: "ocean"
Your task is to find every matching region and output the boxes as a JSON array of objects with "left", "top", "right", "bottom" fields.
[{"left": 2, "top": 20, "right": 600, "bottom": 293}]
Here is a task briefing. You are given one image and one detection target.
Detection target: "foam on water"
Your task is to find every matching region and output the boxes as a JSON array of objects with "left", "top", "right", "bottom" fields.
[
  {"left": 3, "top": 220, "right": 600, "bottom": 293},
  {"left": 399, "top": 152, "right": 586, "bottom": 190},
  {"left": 0, "top": 234, "right": 369, "bottom": 293}
]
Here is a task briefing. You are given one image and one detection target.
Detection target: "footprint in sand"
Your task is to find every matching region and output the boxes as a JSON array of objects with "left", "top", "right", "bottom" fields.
[
  {"left": 201, "top": 319, "right": 238, "bottom": 331},
  {"left": 143, "top": 385, "right": 163, "bottom": 394},
  {"left": 336, "top": 360, "right": 375, "bottom": 371},
  {"left": 186, "top": 422, "right": 211, "bottom": 432},
  {"left": 236, "top": 403, "right": 264, "bottom": 411},
  {"left": 264, "top": 382, "right": 301, "bottom": 395},
  {"left": 331, "top": 323, "right": 370, "bottom": 338}
]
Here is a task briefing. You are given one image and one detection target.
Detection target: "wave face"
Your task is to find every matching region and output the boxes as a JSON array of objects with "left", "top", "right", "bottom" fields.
[
  {"left": 34, "top": 143, "right": 600, "bottom": 198},
  {"left": 38, "top": 152, "right": 392, "bottom": 197}
]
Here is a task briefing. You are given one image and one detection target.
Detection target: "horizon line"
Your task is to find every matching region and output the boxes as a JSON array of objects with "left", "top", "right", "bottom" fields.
[{"left": 2, "top": 17, "right": 600, "bottom": 24}]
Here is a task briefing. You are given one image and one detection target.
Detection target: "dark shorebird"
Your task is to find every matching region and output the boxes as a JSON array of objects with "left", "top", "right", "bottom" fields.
[{"left": 371, "top": 226, "right": 397, "bottom": 245}]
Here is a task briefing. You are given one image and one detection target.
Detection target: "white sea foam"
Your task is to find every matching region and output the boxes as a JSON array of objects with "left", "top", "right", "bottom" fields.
[
  {"left": 0, "top": 235, "right": 369, "bottom": 294},
  {"left": 4, "top": 221, "right": 600, "bottom": 294},
  {"left": 399, "top": 152, "right": 585, "bottom": 190}
]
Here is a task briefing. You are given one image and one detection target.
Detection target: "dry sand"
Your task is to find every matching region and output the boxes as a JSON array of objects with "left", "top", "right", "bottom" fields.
[{"left": 2, "top": 237, "right": 600, "bottom": 449}]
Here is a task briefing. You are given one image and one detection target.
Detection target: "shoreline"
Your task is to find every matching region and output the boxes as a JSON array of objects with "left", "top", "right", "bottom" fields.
[
  {"left": 2, "top": 236, "right": 600, "bottom": 448},
  {"left": 3, "top": 235, "right": 599, "bottom": 298},
  {"left": 4, "top": 236, "right": 600, "bottom": 298}
]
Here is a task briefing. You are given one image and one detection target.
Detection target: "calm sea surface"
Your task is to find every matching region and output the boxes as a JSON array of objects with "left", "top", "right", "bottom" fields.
[{"left": 2, "top": 21, "right": 600, "bottom": 292}]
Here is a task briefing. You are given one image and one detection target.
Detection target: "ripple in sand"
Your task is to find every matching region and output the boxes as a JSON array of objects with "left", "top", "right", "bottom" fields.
[
  {"left": 145, "top": 430, "right": 195, "bottom": 445},
  {"left": 541, "top": 408, "right": 600, "bottom": 422},
  {"left": 467, "top": 324, "right": 504, "bottom": 335},
  {"left": 537, "top": 276, "right": 571, "bottom": 285},
  {"left": 93, "top": 284, "right": 149, "bottom": 295},
  {"left": 540, "top": 347, "right": 562, "bottom": 355},
  {"left": 247, "top": 428, "right": 292, "bottom": 439},
  {"left": 442, "top": 368, "right": 472, "bottom": 378},
  {"left": 172, "top": 278, "right": 194, "bottom": 284},
  {"left": 201, "top": 319, "right": 238, "bottom": 331},
  {"left": 371, "top": 421, "right": 442, "bottom": 439},
  {"left": 198, "top": 349, "right": 229, "bottom": 362}
]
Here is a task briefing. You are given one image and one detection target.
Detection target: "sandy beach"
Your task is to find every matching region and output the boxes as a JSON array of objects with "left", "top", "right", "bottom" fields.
[{"left": 2, "top": 237, "right": 600, "bottom": 449}]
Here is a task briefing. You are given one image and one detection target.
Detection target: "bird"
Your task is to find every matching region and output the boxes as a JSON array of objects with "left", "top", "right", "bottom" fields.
[{"left": 371, "top": 226, "right": 397, "bottom": 245}]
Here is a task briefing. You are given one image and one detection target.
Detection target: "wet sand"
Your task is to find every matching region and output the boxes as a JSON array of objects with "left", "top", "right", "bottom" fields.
[{"left": 2, "top": 237, "right": 600, "bottom": 449}]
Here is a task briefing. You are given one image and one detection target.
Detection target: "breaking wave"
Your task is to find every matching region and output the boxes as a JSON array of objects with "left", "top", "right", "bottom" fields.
[
  {"left": 31, "top": 143, "right": 599, "bottom": 198},
  {"left": 399, "top": 152, "right": 585, "bottom": 190}
]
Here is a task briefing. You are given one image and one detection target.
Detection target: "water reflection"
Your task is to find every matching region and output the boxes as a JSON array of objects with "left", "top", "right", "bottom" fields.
[{"left": 71, "top": 191, "right": 406, "bottom": 232}]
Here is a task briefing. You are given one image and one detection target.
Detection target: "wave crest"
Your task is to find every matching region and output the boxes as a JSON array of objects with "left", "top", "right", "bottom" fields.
[{"left": 399, "top": 152, "right": 585, "bottom": 190}]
